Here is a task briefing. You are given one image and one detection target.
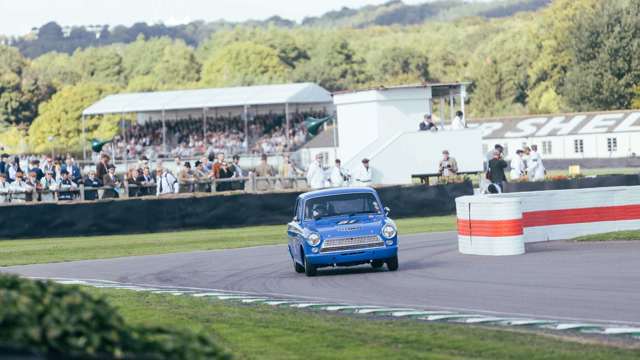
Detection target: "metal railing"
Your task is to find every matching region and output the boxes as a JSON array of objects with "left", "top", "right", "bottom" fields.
[{"left": 0, "top": 175, "right": 309, "bottom": 205}]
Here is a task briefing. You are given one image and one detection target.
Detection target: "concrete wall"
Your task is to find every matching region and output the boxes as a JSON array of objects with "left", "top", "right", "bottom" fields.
[{"left": 349, "top": 129, "right": 484, "bottom": 185}]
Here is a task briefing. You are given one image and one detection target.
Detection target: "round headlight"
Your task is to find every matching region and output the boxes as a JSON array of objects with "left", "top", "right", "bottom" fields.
[
  {"left": 382, "top": 224, "right": 397, "bottom": 239},
  {"left": 306, "top": 233, "right": 321, "bottom": 247}
]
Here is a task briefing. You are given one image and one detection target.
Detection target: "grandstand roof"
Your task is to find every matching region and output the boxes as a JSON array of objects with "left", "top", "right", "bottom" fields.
[{"left": 82, "top": 83, "right": 332, "bottom": 116}]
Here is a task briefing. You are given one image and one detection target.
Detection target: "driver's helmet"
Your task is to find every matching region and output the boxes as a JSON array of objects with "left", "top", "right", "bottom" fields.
[{"left": 312, "top": 203, "right": 328, "bottom": 218}]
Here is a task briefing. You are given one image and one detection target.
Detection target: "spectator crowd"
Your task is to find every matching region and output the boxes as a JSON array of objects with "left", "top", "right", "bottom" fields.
[
  {"left": 111, "top": 111, "right": 325, "bottom": 160},
  {"left": 485, "top": 143, "right": 546, "bottom": 193}
]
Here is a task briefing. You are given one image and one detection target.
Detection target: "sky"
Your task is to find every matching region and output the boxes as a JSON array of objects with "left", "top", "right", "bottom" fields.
[{"left": 0, "top": 0, "right": 432, "bottom": 36}]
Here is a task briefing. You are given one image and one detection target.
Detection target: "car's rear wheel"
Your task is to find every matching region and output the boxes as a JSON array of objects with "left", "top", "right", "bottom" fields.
[
  {"left": 386, "top": 255, "right": 399, "bottom": 271},
  {"left": 371, "top": 260, "right": 384, "bottom": 269},
  {"left": 304, "top": 254, "right": 317, "bottom": 277}
]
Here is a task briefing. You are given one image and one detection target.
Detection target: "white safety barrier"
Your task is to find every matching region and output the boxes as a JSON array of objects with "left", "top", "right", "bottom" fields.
[
  {"left": 456, "top": 197, "right": 525, "bottom": 256},
  {"left": 456, "top": 185, "right": 640, "bottom": 255}
]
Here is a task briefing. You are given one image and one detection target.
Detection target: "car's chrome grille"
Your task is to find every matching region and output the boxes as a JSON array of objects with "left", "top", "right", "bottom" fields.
[{"left": 320, "top": 235, "right": 384, "bottom": 253}]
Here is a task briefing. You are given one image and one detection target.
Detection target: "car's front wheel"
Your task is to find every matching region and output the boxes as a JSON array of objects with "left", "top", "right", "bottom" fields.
[
  {"left": 293, "top": 257, "right": 305, "bottom": 273},
  {"left": 386, "top": 255, "right": 399, "bottom": 271},
  {"left": 304, "top": 255, "right": 317, "bottom": 277}
]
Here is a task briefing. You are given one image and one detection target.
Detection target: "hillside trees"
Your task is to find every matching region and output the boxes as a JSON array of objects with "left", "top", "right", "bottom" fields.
[
  {"left": 28, "top": 82, "right": 119, "bottom": 153},
  {"left": 562, "top": 0, "right": 640, "bottom": 111},
  {"left": 201, "top": 41, "right": 289, "bottom": 87},
  {"left": 0, "top": 45, "right": 54, "bottom": 126}
]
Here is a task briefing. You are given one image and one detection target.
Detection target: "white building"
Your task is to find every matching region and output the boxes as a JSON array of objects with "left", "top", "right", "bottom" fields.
[
  {"left": 472, "top": 110, "right": 640, "bottom": 160},
  {"left": 326, "top": 83, "right": 484, "bottom": 185}
]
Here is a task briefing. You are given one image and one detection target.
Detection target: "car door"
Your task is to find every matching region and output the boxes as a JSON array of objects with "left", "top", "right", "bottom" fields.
[{"left": 287, "top": 198, "right": 304, "bottom": 262}]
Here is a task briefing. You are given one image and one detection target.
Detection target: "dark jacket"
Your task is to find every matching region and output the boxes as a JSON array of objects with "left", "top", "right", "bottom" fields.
[
  {"left": 96, "top": 162, "right": 108, "bottom": 180},
  {"left": 488, "top": 158, "right": 508, "bottom": 184},
  {"left": 63, "top": 164, "right": 82, "bottom": 183},
  {"left": 83, "top": 176, "right": 102, "bottom": 201},
  {"left": 419, "top": 121, "right": 437, "bottom": 131},
  {"left": 216, "top": 167, "right": 234, "bottom": 192}
]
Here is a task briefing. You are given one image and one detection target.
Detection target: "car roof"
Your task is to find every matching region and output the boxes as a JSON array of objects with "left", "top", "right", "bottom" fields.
[{"left": 298, "top": 187, "right": 377, "bottom": 200}]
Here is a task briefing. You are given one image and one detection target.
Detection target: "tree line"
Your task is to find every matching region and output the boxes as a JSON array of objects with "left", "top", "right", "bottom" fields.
[{"left": 0, "top": 0, "right": 639, "bottom": 154}]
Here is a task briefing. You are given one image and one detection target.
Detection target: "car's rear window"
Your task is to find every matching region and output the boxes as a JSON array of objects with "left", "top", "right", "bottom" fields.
[{"left": 304, "top": 193, "right": 381, "bottom": 220}]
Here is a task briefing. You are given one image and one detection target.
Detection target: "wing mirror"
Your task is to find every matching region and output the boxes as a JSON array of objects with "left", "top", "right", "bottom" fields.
[
  {"left": 292, "top": 215, "right": 299, "bottom": 222},
  {"left": 384, "top": 207, "right": 391, "bottom": 216}
]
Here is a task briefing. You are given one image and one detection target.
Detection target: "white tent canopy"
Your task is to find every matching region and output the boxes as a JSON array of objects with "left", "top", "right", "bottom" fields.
[{"left": 82, "top": 82, "right": 332, "bottom": 116}]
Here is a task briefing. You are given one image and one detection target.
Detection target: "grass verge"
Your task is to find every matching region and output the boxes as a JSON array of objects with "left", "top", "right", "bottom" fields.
[
  {"left": 574, "top": 230, "right": 640, "bottom": 242},
  {"left": 0, "top": 215, "right": 455, "bottom": 266},
  {"left": 91, "top": 288, "right": 638, "bottom": 360}
]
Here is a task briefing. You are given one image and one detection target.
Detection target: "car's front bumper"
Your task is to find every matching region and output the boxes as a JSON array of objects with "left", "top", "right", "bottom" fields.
[{"left": 305, "top": 245, "right": 398, "bottom": 267}]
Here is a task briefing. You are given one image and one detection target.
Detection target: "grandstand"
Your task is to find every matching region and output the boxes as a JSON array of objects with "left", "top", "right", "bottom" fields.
[{"left": 81, "top": 83, "right": 334, "bottom": 160}]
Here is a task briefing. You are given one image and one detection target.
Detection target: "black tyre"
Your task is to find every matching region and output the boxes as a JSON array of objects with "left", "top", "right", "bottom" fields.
[
  {"left": 293, "top": 257, "right": 305, "bottom": 273},
  {"left": 386, "top": 255, "right": 399, "bottom": 271},
  {"left": 304, "top": 255, "right": 317, "bottom": 277},
  {"left": 371, "top": 260, "right": 384, "bottom": 269}
]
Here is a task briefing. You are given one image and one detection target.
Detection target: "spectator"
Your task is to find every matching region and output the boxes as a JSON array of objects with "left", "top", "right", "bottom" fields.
[
  {"left": 487, "top": 150, "right": 508, "bottom": 193},
  {"left": 510, "top": 149, "right": 526, "bottom": 181},
  {"left": 254, "top": 154, "right": 275, "bottom": 177},
  {"left": 280, "top": 154, "right": 302, "bottom": 189},
  {"left": 216, "top": 161, "right": 234, "bottom": 192},
  {"left": 102, "top": 165, "right": 121, "bottom": 198},
  {"left": 156, "top": 164, "right": 179, "bottom": 196},
  {"left": 419, "top": 114, "right": 437, "bottom": 132},
  {"left": 212, "top": 153, "right": 226, "bottom": 178},
  {"left": 63, "top": 157, "right": 82, "bottom": 183},
  {"left": 30, "top": 159, "right": 44, "bottom": 181},
  {"left": 231, "top": 155, "right": 245, "bottom": 177},
  {"left": 438, "top": 150, "right": 459, "bottom": 177},
  {"left": 9, "top": 170, "right": 32, "bottom": 203},
  {"left": 42, "top": 155, "right": 54, "bottom": 174},
  {"left": 0, "top": 172, "right": 9, "bottom": 203},
  {"left": 136, "top": 167, "right": 156, "bottom": 196},
  {"left": 230, "top": 154, "right": 246, "bottom": 191},
  {"left": 8, "top": 156, "right": 21, "bottom": 181},
  {"left": 451, "top": 110, "right": 466, "bottom": 130},
  {"left": 125, "top": 168, "right": 141, "bottom": 197},
  {"left": 96, "top": 154, "right": 110, "bottom": 180},
  {"left": 193, "top": 161, "right": 209, "bottom": 192},
  {"left": 526, "top": 145, "right": 546, "bottom": 182},
  {"left": 179, "top": 161, "right": 196, "bottom": 192},
  {"left": 200, "top": 157, "right": 212, "bottom": 173},
  {"left": 306, "top": 154, "right": 326, "bottom": 189},
  {"left": 330, "top": 159, "right": 349, "bottom": 187},
  {"left": 83, "top": 170, "right": 102, "bottom": 201},
  {"left": 52, "top": 161, "right": 63, "bottom": 180},
  {"left": 39, "top": 171, "right": 58, "bottom": 202},
  {"left": 25, "top": 170, "right": 40, "bottom": 201},
  {"left": 254, "top": 154, "right": 276, "bottom": 191},
  {"left": 485, "top": 144, "right": 504, "bottom": 171},
  {"left": 0, "top": 154, "right": 8, "bottom": 177},
  {"left": 352, "top": 158, "right": 373, "bottom": 187},
  {"left": 57, "top": 169, "right": 78, "bottom": 201}
]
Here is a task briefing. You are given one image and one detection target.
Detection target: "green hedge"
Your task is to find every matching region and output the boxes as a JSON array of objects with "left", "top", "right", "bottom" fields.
[{"left": 0, "top": 275, "right": 230, "bottom": 359}]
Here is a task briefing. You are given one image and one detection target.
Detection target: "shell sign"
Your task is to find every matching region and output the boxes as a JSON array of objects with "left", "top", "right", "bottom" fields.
[{"left": 470, "top": 110, "right": 640, "bottom": 139}]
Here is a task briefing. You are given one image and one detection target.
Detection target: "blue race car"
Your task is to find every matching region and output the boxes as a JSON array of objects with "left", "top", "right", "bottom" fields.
[{"left": 287, "top": 187, "right": 398, "bottom": 276}]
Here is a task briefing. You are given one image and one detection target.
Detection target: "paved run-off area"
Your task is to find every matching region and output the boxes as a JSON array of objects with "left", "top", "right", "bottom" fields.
[{"left": 3, "top": 232, "right": 640, "bottom": 326}]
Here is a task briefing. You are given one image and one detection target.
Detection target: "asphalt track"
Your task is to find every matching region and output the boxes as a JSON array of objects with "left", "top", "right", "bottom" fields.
[{"left": 3, "top": 232, "right": 640, "bottom": 326}]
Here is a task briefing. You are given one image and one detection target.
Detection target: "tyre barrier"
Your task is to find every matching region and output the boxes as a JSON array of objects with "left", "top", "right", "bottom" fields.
[
  {"left": 456, "top": 197, "right": 525, "bottom": 256},
  {"left": 456, "top": 185, "right": 640, "bottom": 255}
]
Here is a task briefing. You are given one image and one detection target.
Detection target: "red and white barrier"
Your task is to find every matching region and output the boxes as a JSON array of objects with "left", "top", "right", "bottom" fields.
[
  {"left": 456, "top": 186, "right": 640, "bottom": 255},
  {"left": 456, "top": 197, "right": 525, "bottom": 256}
]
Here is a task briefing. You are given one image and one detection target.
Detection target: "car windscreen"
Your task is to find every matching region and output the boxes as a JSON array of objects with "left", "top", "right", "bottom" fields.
[{"left": 304, "top": 193, "right": 381, "bottom": 220}]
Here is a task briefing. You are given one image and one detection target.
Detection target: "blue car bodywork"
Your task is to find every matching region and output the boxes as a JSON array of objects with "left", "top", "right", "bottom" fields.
[{"left": 287, "top": 187, "right": 399, "bottom": 276}]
